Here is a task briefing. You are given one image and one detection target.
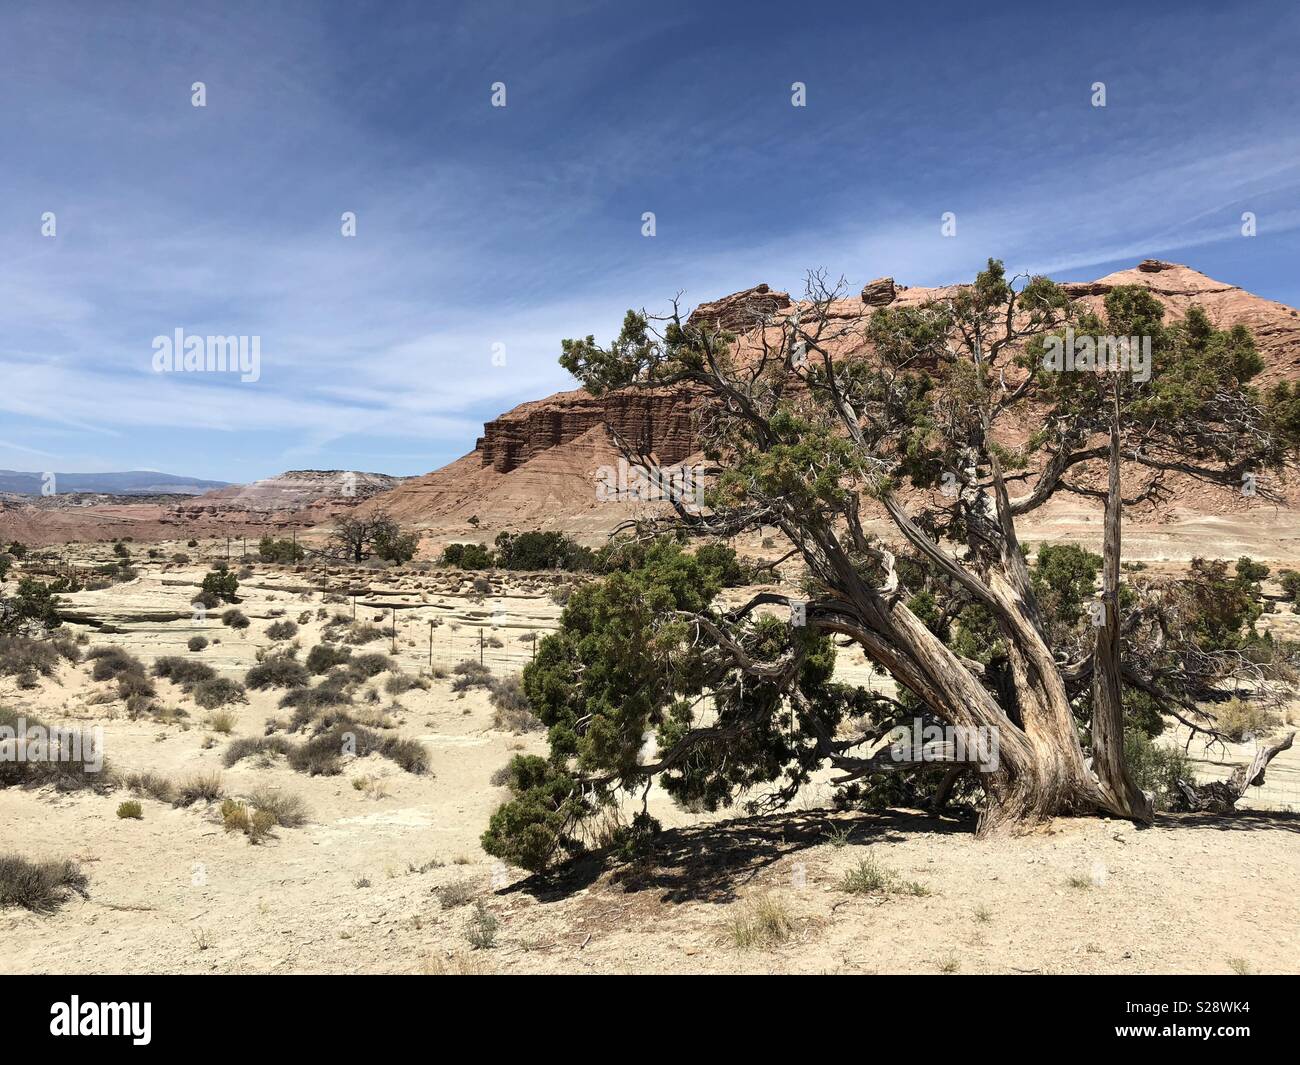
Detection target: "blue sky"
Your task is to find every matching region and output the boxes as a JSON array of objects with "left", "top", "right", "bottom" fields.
[{"left": 2, "top": 0, "right": 1299, "bottom": 483}]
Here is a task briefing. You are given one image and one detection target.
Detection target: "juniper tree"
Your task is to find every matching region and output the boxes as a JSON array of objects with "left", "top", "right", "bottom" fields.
[{"left": 484, "top": 261, "right": 1300, "bottom": 871}]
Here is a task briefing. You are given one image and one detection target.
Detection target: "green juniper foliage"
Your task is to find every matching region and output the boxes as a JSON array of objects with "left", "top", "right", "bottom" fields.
[{"left": 484, "top": 260, "right": 1300, "bottom": 869}]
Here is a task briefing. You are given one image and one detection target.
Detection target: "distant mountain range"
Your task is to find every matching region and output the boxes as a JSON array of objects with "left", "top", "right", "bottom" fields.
[{"left": 0, "top": 470, "right": 230, "bottom": 496}]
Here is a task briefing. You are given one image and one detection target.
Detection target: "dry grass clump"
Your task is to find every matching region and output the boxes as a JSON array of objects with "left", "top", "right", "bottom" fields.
[
  {"left": 246, "top": 786, "right": 308, "bottom": 828},
  {"left": 174, "top": 771, "right": 224, "bottom": 807},
  {"left": 727, "top": 894, "right": 795, "bottom": 950},
  {"left": 122, "top": 770, "right": 176, "bottom": 804},
  {"left": 0, "top": 855, "right": 89, "bottom": 912},
  {"left": 206, "top": 709, "right": 236, "bottom": 734},
  {"left": 116, "top": 799, "right": 143, "bottom": 819},
  {"left": 220, "top": 798, "right": 276, "bottom": 843}
]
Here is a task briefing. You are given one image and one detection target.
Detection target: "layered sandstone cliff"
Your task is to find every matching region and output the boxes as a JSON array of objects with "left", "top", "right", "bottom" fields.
[{"left": 362, "top": 261, "right": 1300, "bottom": 541}]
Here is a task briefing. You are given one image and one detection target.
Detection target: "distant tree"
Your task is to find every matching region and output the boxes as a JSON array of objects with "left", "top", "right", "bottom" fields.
[
  {"left": 200, "top": 569, "right": 239, "bottom": 604},
  {"left": 258, "top": 536, "right": 304, "bottom": 564},
  {"left": 327, "top": 513, "right": 415, "bottom": 563},
  {"left": 0, "top": 577, "right": 64, "bottom": 634},
  {"left": 493, "top": 531, "right": 594, "bottom": 571},
  {"left": 441, "top": 542, "right": 493, "bottom": 569},
  {"left": 373, "top": 523, "right": 420, "bottom": 564}
]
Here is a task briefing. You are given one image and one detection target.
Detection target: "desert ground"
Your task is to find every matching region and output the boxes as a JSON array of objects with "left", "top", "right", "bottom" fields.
[{"left": 2, "top": 534, "right": 1298, "bottom": 975}]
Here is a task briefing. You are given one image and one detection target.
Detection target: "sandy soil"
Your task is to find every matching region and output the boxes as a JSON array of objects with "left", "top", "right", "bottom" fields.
[{"left": 1, "top": 544, "right": 1298, "bottom": 975}]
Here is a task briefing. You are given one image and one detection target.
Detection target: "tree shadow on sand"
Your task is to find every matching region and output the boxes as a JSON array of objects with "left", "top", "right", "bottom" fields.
[
  {"left": 500, "top": 806, "right": 972, "bottom": 906},
  {"left": 1157, "top": 808, "right": 1300, "bottom": 834}
]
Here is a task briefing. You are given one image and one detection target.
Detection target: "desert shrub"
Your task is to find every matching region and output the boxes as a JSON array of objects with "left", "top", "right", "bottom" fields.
[
  {"left": 286, "top": 723, "right": 428, "bottom": 777},
  {"left": 266, "top": 619, "right": 298, "bottom": 641},
  {"left": 87, "top": 646, "right": 145, "bottom": 681},
  {"left": 174, "top": 771, "right": 224, "bottom": 806},
  {"left": 451, "top": 659, "right": 493, "bottom": 692},
  {"left": 152, "top": 656, "right": 216, "bottom": 690},
  {"left": 245, "top": 656, "right": 309, "bottom": 690},
  {"left": 1123, "top": 731, "right": 1195, "bottom": 810},
  {"left": 465, "top": 900, "right": 499, "bottom": 949},
  {"left": 0, "top": 636, "right": 63, "bottom": 678},
  {"left": 193, "top": 676, "right": 247, "bottom": 710},
  {"left": 247, "top": 786, "right": 308, "bottom": 828},
  {"left": 436, "top": 878, "right": 477, "bottom": 909},
  {"left": 344, "top": 623, "right": 383, "bottom": 645},
  {"left": 0, "top": 855, "right": 89, "bottom": 912},
  {"left": 122, "top": 771, "right": 175, "bottom": 804},
  {"left": 384, "top": 672, "right": 424, "bottom": 695},
  {"left": 380, "top": 736, "right": 429, "bottom": 774},
  {"left": 220, "top": 608, "right": 250, "bottom": 630},
  {"left": 172, "top": 553, "right": 191, "bottom": 564},
  {"left": 116, "top": 670, "right": 156, "bottom": 701},
  {"left": 0, "top": 707, "right": 109, "bottom": 792},
  {"left": 1212, "top": 697, "right": 1281, "bottom": 742},
  {"left": 222, "top": 735, "right": 294, "bottom": 767},
  {"left": 116, "top": 800, "right": 143, "bottom": 820},
  {"left": 489, "top": 675, "right": 543, "bottom": 732},
  {"left": 51, "top": 636, "right": 82, "bottom": 664},
  {"left": 306, "top": 643, "right": 352, "bottom": 673},
  {"left": 347, "top": 652, "right": 396, "bottom": 680},
  {"left": 280, "top": 676, "right": 354, "bottom": 728},
  {"left": 187, "top": 635, "right": 208, "bottom": 652}
]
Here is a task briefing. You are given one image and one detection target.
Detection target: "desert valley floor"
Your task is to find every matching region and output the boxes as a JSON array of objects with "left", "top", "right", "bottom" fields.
[{"left": 2, "top": 531, "right": 1299, "bottom": 975}]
